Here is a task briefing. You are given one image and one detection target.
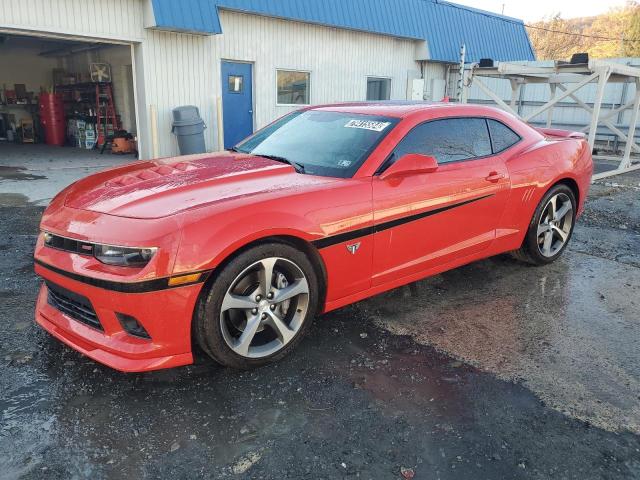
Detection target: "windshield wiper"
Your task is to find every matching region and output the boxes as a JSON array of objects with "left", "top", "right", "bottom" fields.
[{"left": 255, "top": 154, "right": 305, "bottom": 173}]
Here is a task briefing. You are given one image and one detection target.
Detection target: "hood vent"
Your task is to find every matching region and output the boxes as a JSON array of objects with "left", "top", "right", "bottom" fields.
[{"left": 105, "top": 162, "right": 196, "bottom": 188}]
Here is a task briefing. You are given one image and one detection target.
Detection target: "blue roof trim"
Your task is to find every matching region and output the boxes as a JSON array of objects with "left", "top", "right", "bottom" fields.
[
  {"left": 151, "top": 0, "right": 222, "bottom": 34},
  {"left": 148, "top": 0, "right": 535, "bottom": 62},
  {"left": 214, "top": 0, "right": 535, "bottom": 62}
]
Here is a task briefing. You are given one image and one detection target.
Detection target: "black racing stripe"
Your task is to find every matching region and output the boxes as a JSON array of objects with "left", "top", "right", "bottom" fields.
[
  {"left": 311, "top": 194, "right": 494, "bottom": 249},
  {"left": 311, "top": 225, "right": 375, "bottom": 249},
  {"left": 34, "top": 259, "right": 210, "bottom": 293},
  {"left": 373, "top": 194, "right": 494, "bottom": 233}
]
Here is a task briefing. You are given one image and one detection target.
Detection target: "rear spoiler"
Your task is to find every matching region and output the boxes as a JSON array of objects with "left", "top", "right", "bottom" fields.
[{"left": 536, "top": 127, "right": 586, "bottom": 140}]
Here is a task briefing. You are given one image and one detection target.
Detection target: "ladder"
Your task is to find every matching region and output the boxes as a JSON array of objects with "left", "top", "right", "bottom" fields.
[{"left": 95, "top": 83, "right": 119, "bottom": 146}]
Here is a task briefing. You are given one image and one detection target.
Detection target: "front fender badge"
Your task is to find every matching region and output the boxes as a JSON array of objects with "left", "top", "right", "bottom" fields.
[{"left": 346, "top": 242, "right": 361, "bottom": 255}]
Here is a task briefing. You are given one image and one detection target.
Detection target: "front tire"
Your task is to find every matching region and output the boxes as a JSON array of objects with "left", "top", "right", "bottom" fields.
[
  {"left": 512, "top": 184, "right": 576, "bottom": 265},
  {"left": 194, "top": 242, "right": 320, "bottom": 369}
]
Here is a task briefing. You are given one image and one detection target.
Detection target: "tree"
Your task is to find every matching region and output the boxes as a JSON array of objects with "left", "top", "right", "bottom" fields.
[
  {"left": 624, "top": 4, "right": 640, "bottom": 56},
  {"left": 527, "top": 2, "right": 640, "bottom": 60},
  {"left": 527, "top": 14, "right": 585, "bottom": 60},
  {"left": 585, "top": 3, "right": 636, "bottom": 58}
]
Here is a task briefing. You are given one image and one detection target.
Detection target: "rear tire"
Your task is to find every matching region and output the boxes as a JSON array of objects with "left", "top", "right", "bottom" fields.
[
  {"left": 511, "top": 184, "right": 576, "bottom": 265},
  {"left": 194, "top": 242, "right": 319, "bottom": 369}
]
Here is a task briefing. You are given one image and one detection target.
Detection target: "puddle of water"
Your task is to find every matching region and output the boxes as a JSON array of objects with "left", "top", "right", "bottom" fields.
[
  {"left": 0, "top": 166, "right": 46, "bottom": 181},
  {"left": 362, "top": 253, "right": 640, "bottom": 434},
  {"left": 0, "top": 193, "right": 31, "bottom": 207}
]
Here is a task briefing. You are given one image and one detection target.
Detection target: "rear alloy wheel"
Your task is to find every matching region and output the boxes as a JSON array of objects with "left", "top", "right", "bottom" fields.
[
  {"left": 536, "top": 192, "right": 574, "bottom": 258},
  {"left": 512, "top": 184, "right": 577, "bottom": 265},
  {"left": 195, "top": 243, "right": 319, "bottom": 368}
]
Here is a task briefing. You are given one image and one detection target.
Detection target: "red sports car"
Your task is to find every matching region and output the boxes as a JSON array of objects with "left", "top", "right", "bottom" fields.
[{"left": 34, "top": 103, "right": 593, "bottom": 371}]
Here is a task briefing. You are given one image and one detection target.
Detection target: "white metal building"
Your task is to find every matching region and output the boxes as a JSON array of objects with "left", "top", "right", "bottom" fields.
[{"left": 0, "top": 0, "right": 534, "bottom": 160}]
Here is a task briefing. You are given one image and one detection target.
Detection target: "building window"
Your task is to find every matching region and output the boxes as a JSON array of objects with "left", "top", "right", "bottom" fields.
[
  {"left": 367, "top": 77, "right": 391, "bottom": 101},
  {"left": 277, "top": 70, "right": 310, "bottom": 105},
  {"left": 228, "top": 75, "right": 244, "bottom": 93}
]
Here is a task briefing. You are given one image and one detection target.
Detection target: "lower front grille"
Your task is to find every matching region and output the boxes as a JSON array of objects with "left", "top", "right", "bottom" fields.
[{"left": 46, "top": 281, "right": 102, "bottom": 331}]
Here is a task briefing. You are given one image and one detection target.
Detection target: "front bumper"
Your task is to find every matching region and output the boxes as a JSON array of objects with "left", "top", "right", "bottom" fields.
[{"left": 35, "top": 261, "right": 204, "bottom": 372}]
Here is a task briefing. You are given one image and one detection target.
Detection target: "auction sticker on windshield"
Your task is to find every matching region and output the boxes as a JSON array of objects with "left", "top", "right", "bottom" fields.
[{"left": 344, "top": 119, "right": 391, "bottom": 132}]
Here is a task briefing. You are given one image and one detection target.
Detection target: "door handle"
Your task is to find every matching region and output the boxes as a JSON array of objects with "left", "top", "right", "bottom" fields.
[{"left": 485, "top": 172, "right": 505, "bottom": 182}]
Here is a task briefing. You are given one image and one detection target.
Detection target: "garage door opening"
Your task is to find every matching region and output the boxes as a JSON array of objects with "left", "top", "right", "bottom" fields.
[{"left": 0, "top": 33, "right": 138, "bottom": 205}]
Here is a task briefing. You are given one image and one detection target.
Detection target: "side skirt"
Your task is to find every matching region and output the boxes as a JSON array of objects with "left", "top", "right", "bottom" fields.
[{"left": 321, "top": 237, "right": 519, "bottom": 314}]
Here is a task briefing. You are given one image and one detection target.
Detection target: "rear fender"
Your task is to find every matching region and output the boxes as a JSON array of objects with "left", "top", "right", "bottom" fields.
[{"left": 498, "top": 138, "right": 590, "bottom": 249}]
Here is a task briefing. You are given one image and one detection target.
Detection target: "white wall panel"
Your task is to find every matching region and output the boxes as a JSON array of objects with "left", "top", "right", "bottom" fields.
[
  {"left": 135, "top": 11, "right": 421, "bottom": 158},
  {"left": 214, "top": 10, "right": 418, "bottom": 133},
  {"left": 0, "top": 0, "right": 144, "bottom": 42},
  {"left": 135, "top": 29, "right": 216, "bottom": 158},
  {"left": 422, "top": 62, "right": 449, "bottom": 100}
]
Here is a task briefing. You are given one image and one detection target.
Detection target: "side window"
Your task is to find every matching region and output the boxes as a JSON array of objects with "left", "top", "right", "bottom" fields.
[
  {"left": 392, "top": 118, "right": 492, "bottom": 164},
  {"left": 487, "top": 119, "right": 521, "bottom": 153}
]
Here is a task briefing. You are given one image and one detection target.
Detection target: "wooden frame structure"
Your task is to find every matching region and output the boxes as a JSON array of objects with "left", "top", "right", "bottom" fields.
[{"left": 463, "top": 60, "right": 640, "bottom": 180}]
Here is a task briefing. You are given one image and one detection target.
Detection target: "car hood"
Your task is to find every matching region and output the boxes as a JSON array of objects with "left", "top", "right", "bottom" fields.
[{"left": 63, "top": 152, "right": 337, "bottom": 219}]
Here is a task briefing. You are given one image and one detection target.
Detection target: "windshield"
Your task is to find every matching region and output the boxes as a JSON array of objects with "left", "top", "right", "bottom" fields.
[{"left": 234, "top": 110, "right": 398, "bottom": 178}]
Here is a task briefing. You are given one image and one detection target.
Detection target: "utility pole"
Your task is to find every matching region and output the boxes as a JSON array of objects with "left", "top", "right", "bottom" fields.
[{"left": 457, "top": 43, "right": 466, "bottom": 102}]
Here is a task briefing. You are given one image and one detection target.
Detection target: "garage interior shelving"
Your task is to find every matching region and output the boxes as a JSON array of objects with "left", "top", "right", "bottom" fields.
[
  {"left": 0, "top": 33, "right": 136, "bottom": 160},
  {"left": 55, "top": 82, "right": 121, "bottom": 149}
]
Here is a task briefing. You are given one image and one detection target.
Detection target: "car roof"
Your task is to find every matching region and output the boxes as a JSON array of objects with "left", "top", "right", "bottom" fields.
[{"left": 309, "top": 101, "right": 494, "bottom": 118}]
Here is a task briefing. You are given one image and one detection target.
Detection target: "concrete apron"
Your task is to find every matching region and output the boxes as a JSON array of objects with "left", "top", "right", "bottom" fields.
[{"left": 0, "top": 143, "right": 133, "bottom": 206}]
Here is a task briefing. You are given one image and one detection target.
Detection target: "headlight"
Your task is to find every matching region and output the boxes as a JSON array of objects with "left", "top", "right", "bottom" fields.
[
  {"left": 93, "top": 244, "right": 157, "bottom": 267},
  {"left": 41, "top": 231, "right": 157, "bottom": 268}
]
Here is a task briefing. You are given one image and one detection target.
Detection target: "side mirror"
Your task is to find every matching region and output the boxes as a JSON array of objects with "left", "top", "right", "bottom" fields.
[{"left": 379, "top": 153, "right": 438, "bottom": 180}]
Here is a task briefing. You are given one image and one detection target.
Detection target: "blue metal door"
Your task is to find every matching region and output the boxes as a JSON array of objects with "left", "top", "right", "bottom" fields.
[{"left": 221, "top": 61, "right": 253, "bottom": 149}]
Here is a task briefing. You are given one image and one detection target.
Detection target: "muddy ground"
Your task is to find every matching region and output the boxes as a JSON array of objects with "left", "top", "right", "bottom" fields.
[{"left": 1, "top": 159, "right": 639, "bottom": 479}]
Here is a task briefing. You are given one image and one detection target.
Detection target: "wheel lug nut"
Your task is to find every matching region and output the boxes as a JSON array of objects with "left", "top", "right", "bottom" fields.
[
  {"left": 267, "top": 292, "right": 274, "bottom": 299},
  {"left": 251, "top": 308, "right": 258, "bottom": 315},
  {"left": 255, "top": 294, "right": 262, "bottom": 301},
  {"left": 270, "top": 304, "right": 276, "bottom": 310},
  {"left": 261, "top": 313, "right": 267, "bottom": 320}
]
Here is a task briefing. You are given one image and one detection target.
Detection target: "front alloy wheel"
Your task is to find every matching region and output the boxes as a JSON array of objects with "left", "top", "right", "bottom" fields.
[
  {"left": 220, "top": 257, "right": 310, "bottom": 358},
  {"left": 195, "top": 243, "right": 319, "bottom": 368}
]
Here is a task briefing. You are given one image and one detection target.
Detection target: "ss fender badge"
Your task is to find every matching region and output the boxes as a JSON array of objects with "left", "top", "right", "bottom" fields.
[{"left": 346, "top": 242, "right": 361, "bottom": 255}]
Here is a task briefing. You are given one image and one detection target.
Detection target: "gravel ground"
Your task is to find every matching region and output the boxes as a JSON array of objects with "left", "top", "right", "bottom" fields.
[{"left": 1, "top": 165, "right": 639, "bottom": 479}]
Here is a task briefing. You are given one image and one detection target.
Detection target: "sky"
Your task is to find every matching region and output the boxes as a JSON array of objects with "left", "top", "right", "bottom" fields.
[{"left": 450, "top": 0, "right": 629, "bottom": 22}]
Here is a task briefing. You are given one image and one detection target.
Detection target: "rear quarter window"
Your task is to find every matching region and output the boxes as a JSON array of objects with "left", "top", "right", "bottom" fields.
[{"left": 487, "top": 119, "right": 521, "bottom": 153}]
